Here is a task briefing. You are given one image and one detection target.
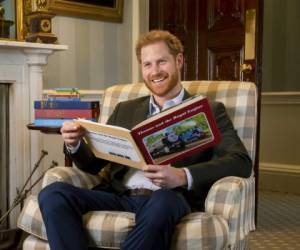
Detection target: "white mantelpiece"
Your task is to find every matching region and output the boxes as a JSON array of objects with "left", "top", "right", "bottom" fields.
[{"left": 0, "top": 40, "right": 68, "bottom": 227}]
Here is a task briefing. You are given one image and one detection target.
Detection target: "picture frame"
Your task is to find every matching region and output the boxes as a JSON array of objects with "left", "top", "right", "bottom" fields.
[
  {"left": 0, "top": 0, "right": 25, "bottom": 40},
  {"left": 15, "top": 0, "right": 28, "bottom": 41},
  {"left": 49, "top": 0, "right": 124, "bottom": 22}
]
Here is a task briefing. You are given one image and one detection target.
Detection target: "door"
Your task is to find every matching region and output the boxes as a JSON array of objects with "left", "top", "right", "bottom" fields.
[
  {"left": 150, "top": 0, "right": 262, "bottom": 222},
  {"left": 149, "top": 0, "right": 261, "bottom": 84}
]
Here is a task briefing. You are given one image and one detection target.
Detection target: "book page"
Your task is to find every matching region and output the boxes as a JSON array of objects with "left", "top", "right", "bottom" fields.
[
  {"left": 86, "top": 131, "right": 140, "bottom": 162},
  {"left": 75, "top": 119, "right": 147, "bottom": 169}
]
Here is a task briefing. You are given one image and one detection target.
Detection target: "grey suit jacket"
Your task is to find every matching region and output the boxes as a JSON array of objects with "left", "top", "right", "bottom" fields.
[{"left": 69, "top": 90, "right": 252, "bottom": 210}]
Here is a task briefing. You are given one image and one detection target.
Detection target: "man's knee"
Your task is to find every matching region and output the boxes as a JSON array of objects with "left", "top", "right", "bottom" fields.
[
  {"left": 151, "top": 189, "right": 190, "bottom": 212},
  {"left": 38, "top": 182, "right": 73, "bottom": 210},
  {"left": 142, "top": 189, "right": 191, "bottom": 223}
]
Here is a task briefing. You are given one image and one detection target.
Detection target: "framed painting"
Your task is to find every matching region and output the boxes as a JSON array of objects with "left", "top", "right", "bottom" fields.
[
  {"left": 49, "top": 0, "right": 124, "bottom": 22},
  {"left": 0, "top": 0, "right": 25, "bottom": 40},
  {"left": 16, "top": 0, "right": 30, "bottom": 41}
]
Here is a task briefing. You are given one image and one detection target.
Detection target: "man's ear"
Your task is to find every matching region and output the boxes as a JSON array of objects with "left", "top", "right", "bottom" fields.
[{"left": 176, "top": 53, "right": 184, "bottom": 69}]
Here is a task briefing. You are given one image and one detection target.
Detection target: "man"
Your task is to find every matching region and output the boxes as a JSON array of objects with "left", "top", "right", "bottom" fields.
[{"left": 38, "top": 30, "right": 252, "bottom": 250}]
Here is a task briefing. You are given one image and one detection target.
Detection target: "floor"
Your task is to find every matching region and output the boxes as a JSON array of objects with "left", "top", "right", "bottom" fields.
[{"left": 249, "top": 191, "right": 300, "bottom": 249}]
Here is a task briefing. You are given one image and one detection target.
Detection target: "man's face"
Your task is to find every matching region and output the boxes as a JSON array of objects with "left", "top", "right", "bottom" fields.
[{"left": 140, "top": 41, "right": 183, "bottom": 100}]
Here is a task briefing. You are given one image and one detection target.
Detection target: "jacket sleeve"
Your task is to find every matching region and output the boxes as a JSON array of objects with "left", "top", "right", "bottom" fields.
[{"left": 186, "top": 102, "right": 252, "bottom": 193}]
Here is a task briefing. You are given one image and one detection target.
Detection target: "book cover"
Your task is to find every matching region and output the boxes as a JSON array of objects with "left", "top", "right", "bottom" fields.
[
  {"left": 75, "top": 96, "right": 221, "bottom": 169},
  {"left": 34, "top": 118, "right": 98, "bottom": 127},
  {"left": 34, "top": 100, "right": 100, "bottom": 109},
  {"left": 35, "top": 108, "right": 100, "bottom": 119}
]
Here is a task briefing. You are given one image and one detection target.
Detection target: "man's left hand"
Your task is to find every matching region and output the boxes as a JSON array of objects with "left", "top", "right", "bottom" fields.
[{"left": 143, "top": 165, "right": 187, "bottom": 189}]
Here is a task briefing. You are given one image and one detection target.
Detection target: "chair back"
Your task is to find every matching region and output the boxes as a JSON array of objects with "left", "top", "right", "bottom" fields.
[{"left": 100, "top": 81, "right": 257, "bottom": 163}]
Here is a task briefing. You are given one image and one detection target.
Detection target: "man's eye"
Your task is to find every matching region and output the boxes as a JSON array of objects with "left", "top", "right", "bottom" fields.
[{"left": 159, "top": 60, "right": 167, "bottom": 65}]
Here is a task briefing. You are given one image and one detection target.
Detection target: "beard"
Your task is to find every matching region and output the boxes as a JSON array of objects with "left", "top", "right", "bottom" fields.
[{"left": 144, "top": 70, "right": 179, "bottom": 98}]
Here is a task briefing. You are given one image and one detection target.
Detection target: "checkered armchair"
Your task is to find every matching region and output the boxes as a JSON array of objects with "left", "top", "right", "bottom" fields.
[{"left": 18, "top": 81, "right": 257, "bottom": 250}]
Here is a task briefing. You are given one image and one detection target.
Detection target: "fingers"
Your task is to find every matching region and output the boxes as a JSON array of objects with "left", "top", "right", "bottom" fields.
[
  {"left": 143, "top": 164, "right": 162, "bottom": 179},
  {"left": 143, "top": 164, "right": 166, "bottom": 187},
  {"left": 143, "top": 164, "right": 186, "bottom": 189},
  {"left": 60, "top": 121, "right": 80, "bottom": 133},
  {"left": 60, "top": 121, "right": 85, "bottom": 147},
  {"left": 152, "top": 179, "right": 166, "bottom": 188},
  {"left": 143, "top": 164, "right": 161, "bottom": 172}
]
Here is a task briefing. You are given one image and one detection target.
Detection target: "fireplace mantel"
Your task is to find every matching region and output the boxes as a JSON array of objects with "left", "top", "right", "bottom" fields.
[{"left": 0, "top": 40, "right": 68, "bottom": 227}]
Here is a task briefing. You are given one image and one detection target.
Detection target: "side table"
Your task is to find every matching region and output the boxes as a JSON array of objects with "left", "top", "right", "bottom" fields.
[{"left": 27, "top": 124, "right": 72, "bottom": 166}]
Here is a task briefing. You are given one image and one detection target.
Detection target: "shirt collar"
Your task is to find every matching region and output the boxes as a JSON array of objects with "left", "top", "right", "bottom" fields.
[{"left": 149, "top": 87, "right": 185, "bottom": 116}]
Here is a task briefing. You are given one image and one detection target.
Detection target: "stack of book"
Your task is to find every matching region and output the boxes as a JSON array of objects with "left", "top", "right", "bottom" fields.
[{"left": 34, "top": 88, "right": 100, "bottom": 127}]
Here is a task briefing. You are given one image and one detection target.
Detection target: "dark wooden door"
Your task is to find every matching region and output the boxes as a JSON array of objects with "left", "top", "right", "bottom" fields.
[
  {"left": 150, "top": 0, "right": 262, "bottom": 223},
  {"left": 149, "top": 0, "right": 261, "bottom": 84}
]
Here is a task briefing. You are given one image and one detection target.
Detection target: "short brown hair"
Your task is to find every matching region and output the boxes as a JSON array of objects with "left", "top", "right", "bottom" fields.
[{"left": 135, "top": 30, "right": 184, "bottom": 63}]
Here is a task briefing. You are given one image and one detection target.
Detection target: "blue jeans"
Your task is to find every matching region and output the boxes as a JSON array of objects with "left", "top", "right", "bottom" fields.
[{"left": 38, "top": 182, "right": 191, "bottom": 250}]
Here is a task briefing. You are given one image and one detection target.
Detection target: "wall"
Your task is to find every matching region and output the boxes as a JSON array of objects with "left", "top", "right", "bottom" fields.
[
  {"left": 260, "top": 0, "right": 300, "bottom": 193},
  {"left": 42, "top": 0, "right": 149, "bottom": 166},
  {"left": 262, "top": 0, "right": 300, "bottom": 91},
  {"left": 259, "top": 93, "right": 300, "bottom": 194},
  {"left": 44, "top": 0, "right": 149, "bottom": 90}
]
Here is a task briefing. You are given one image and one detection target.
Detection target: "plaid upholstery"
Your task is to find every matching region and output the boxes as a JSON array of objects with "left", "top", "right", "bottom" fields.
[
  {"left": 205, "top": 176, "right": 255, "bottom": 248},
  {"left": 22, "top": 235, "right": 50, "bottom": 250},
  {"left": 18, "top": 195, "right": 229, "bottom": 249},
  {"left": 171, "top": 213, "right": 229, "bottom": 249},
  {"left": 18, "top": 81, "right": 257, "bottom": 249},
  {"left": 42, "top": 166, "right": 103, "bottom": 189}
]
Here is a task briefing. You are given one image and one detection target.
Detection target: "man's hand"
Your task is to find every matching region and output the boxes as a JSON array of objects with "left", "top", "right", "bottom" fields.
[
  {"left": 143, "top": 164, "right": 187, "bottom": 189},
  {"left": 60, "top": 121, "right": 85, "bottom": 147}
]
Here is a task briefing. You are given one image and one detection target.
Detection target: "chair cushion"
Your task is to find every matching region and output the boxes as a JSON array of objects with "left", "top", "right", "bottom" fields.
[
  {"left": 23, "top": 235, "right": 50, "bottom": 250},
  {"left": 18, "top": 195, "right": 229, "bottom": 249},
  {"left": 171, "top": 213, "right": 229, "bottom": 250}
]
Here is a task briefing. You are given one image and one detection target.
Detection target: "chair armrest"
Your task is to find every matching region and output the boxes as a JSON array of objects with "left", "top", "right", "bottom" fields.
[
  {"left": 205, "top": 176, "right": 255, "bottom": 246},
  {"left": 42, "top": 166, "right": 104, "bottom": 189}
]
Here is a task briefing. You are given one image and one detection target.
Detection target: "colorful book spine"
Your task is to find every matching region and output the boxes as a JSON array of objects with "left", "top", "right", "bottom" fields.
[
  {"left": 47, "top": 94, "right": 81, "bottom": 101},
  {"left": 54, "top": 87, "right": 79, "bottom": 93},
  {"left": 35, "top": 108, "right": 100, "bottom": 119},
  {"left": 34, "top": 100, "right": 100, "bottom": 109},
  {"left": 34, "top": 118, "right": 98, "bottom": 127}
]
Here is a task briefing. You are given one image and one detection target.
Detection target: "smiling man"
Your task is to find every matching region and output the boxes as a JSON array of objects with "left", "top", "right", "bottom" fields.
[{"left": 38, "top": 30, "right": 252, "bottom": 250}]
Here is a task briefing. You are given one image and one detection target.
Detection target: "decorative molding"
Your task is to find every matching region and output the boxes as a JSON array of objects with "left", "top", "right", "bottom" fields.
[
  {"left": 262, "top": 92, "right": 300, "bottom": 105},
  {"left": 259, "top": 162, "right": 300, "bottom": 194},
  {"left": 259, "top": 162, "right": 300, "bottom": 174},
  {"left": 0, "top": 40, "right": 67, "bottom": 227},
  {"left": 0, "top": 40, "right": 67, "bottom": 50}
]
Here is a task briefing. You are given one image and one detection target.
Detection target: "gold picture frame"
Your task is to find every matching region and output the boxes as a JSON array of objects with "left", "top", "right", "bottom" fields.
[
  {"left": 49, "top": 0, "right": 124, "bottom": 22},
  {"left": 16, "top": 0, "right": 30, "bottom": 41},
  {"left": 0, "top": 0, "right": 26, "bottom": 40}
]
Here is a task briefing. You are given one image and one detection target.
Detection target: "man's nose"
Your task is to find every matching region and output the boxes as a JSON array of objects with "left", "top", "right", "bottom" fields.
[{"left": 152, "top": 64, "right": 160, "bottom": 74}]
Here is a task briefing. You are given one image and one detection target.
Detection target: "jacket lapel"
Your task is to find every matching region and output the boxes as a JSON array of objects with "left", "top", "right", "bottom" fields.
[
  {"left": 131, "top": 97, "right": 150, "bottom": 127},
  {"left": 183, "top": 89, "right": 192, "bottom": 100}
]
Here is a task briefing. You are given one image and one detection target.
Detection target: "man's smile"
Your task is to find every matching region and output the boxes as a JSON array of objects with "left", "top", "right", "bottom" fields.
[{"left": 151, "top": 75, "right": 168, "bottom": 84}]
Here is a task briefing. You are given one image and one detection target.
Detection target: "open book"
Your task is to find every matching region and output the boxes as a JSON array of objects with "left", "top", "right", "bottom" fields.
[{"left": 75, "top": 96, "right": 221, "bottom": 169}]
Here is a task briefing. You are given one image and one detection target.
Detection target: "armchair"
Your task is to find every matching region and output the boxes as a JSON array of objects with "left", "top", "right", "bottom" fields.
[{"left": 18, "top": 81, "right": 257, "bottom": 249}]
